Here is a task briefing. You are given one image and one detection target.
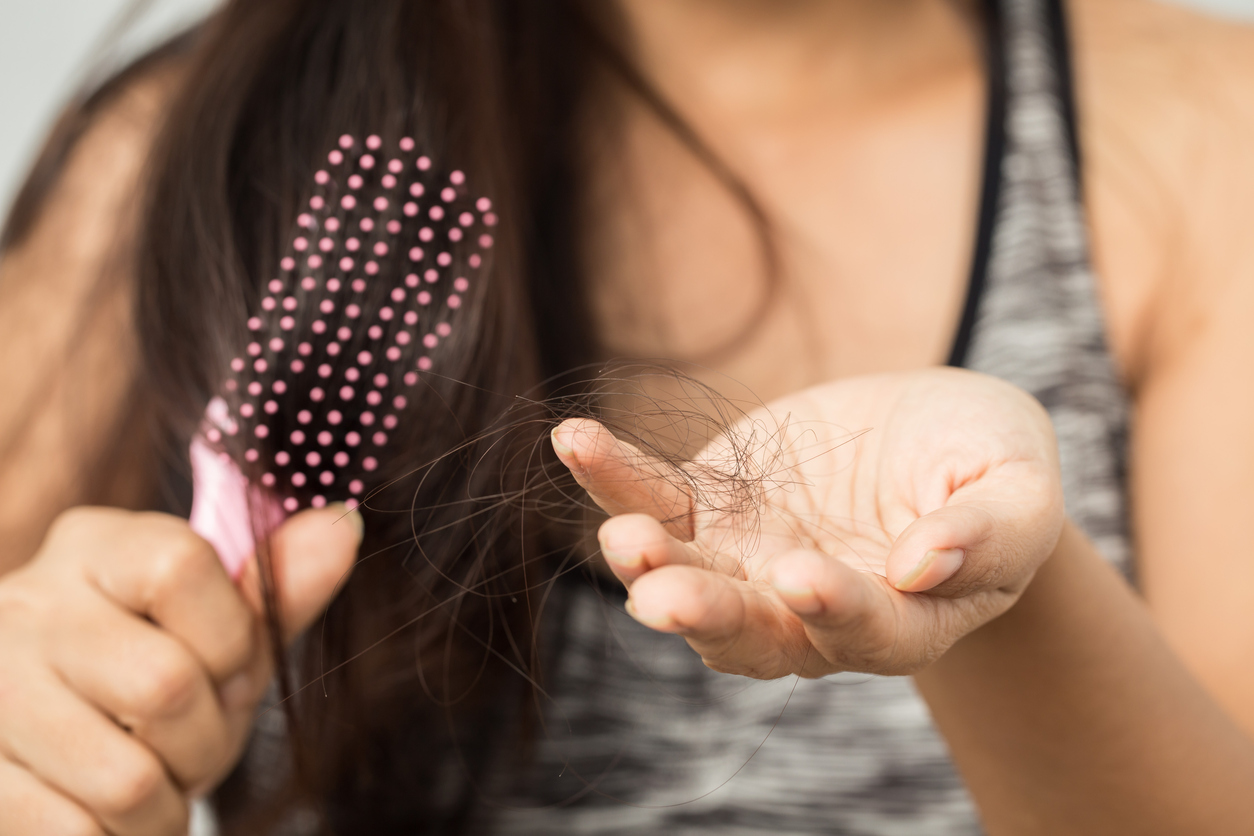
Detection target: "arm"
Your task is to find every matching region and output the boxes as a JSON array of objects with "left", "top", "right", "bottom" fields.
[{"left": 915, "top": 521, "right": 1254, "bottom": 835}]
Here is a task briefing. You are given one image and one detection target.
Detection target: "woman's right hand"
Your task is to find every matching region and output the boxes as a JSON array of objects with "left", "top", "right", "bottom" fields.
[{"left": 0, "top": 505, "right": 361, "bottom": 836}]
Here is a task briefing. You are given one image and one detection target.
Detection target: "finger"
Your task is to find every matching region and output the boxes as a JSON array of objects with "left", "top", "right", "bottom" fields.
[
  {"left": 237, "top": 503, "right": 362, "bottom": 643},
  {"left": 73, "top": 511, "right": 257, "bottom": 685},
  {"left": 51, "top": 600, "right": 234, "bottom": 791},
  {"left": 0, "top": 756, "right": 105, "bottom": 836},
  {"left": 767, "top": 548, "right": 916, "bottom": 673},
  {"left": 552, "top": 419, "right": 695, "bottom": 539},
  {"left": 597, "top": 513, "right": 745, "bottom": 585},
  {"left": 0, "top": 674, "right": 186, "bottom": 836},
  {"left": 625, "top": 564, "right": 807, "bottom": 680}
]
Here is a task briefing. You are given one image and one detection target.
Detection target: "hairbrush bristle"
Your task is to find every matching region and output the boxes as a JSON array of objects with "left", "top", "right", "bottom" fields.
[{"left": 199, "top": 133, "right": 496, "bottom": 514}]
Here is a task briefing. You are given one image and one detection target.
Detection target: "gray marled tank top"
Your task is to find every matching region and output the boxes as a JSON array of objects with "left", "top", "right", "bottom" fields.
[{"left": 484, "top": 0, "right": 1132, "bottom": 832}]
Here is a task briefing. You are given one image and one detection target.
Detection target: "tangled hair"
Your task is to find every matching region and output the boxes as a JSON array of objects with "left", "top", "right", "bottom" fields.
[
  {"left": 121, "top": 1, "right": 780, "bottom": 833},
  {"left": 0, "top": 0, "right": 795, "bottom": 831}
]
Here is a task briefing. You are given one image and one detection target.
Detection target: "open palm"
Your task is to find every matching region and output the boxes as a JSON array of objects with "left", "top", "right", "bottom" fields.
[{"left": 551, "top": 367, "right": 1064, "bottom": 679}]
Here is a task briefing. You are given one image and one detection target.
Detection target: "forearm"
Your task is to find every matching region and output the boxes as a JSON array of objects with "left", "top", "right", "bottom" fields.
[{"left": 914, "top": 521, "right": 1254, "bottom": 835}]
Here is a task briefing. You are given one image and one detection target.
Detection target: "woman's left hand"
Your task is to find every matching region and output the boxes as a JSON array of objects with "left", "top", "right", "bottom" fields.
[{"left": 551, "top": 367, "right": 1064, "bottom": 679}]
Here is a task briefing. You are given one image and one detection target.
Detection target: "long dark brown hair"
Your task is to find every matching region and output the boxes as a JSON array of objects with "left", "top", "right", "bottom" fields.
[{"left": 0, "top": 1, "right": 782, "bottom": 833}]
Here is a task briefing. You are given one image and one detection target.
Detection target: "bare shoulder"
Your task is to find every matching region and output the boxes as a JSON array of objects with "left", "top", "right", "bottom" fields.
[{"left": 1067, "top": 0, "right": 1254, "bottom": 382}]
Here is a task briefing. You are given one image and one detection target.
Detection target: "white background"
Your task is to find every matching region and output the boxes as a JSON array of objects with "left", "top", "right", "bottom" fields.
[{"left": 2, "top": 0, "right": 1254, "bottom": 212}]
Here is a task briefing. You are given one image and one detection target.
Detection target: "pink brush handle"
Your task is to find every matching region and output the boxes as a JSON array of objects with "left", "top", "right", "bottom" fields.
[{"left": 189, "top": 435, "right": 288, "bottom": 579}]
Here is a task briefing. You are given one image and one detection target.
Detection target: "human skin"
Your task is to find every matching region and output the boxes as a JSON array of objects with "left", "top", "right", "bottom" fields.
[{"left": 1, "top": 0, "right": 1254, "bottom": 832}]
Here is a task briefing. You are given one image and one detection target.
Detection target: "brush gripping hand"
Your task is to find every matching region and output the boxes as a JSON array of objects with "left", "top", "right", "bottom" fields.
[
  {"left": 0, "top": 505, "right": 360, "bottom": 835},
  {"left": 552, "top": 367, "right": 1064, "bottom": 679}
]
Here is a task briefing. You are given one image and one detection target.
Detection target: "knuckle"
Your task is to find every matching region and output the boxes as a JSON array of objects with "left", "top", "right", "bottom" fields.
[
  {"left": 146, "top": 529, "right": 214, "bottom": 598},
  {"left": 96, "top": 750, "right": 167, "bottom": 818},
  {"left": 129, "top": 648, "right": 200, "bottom": 719}
]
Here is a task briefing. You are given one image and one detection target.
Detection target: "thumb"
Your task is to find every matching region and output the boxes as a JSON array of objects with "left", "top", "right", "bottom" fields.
[{"left": 237, "top": 503, "right": 363, "bottom": 642}]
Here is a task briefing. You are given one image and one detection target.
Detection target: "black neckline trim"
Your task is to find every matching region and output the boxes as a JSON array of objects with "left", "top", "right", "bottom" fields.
[
  {"left": 1047, "top": 0, "right": 1083, "bottom": 176},
  {"left": 946, "top": 0, "right": 1007, "bottom": 369}
]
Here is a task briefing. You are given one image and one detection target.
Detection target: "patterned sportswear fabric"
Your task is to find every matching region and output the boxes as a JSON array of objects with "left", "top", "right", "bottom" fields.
[{"left": 483, "top": 0, "right": 1132, "bottom": 833}]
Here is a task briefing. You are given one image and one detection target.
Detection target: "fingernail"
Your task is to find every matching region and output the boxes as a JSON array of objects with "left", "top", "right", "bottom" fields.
[
  {"left": 218, "top": 672, "right": 255, "bottom": 710},
  {"left": 331, "top": 503, "right": 365, "bottom": 545},
  {"left": 895, "top": 548, "right": 964, "bottom": 592},
  {"left": 624, "top": 597, "right": 675, "bottom": 631},
  {"left": 602, "top": 546, "right": 644, "bottom": 570},
  {"left": 550, "top": 425, "right": 574, "bottom": 457}
]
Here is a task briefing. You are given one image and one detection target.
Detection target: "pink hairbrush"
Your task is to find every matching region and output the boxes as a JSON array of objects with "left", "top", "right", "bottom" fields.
[{"left": 189, "top": 133, "right": 497, "bottom": 577}]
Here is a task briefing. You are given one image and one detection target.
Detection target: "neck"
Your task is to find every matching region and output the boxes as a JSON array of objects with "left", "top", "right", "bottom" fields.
[{"left": 612, "top": 0, "right": 983, "bottom": 114}]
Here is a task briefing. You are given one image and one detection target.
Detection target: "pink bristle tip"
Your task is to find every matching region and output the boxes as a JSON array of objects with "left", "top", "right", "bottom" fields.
[
  {"left": 479, "top": 234, "right": 494, "bottom": 248},
  {"left": 248, "top": 317, "right": 263, "bottom": 331},
  {"left": 326, "top": 343, "right": 341, "bottom": 357},
  {"left": 374, "top": 241, "right": 389, "bottom": 257},
  {"left": 394, "top": 395, "right": 408, "bottom": 409},
  {"left": 436, "top": 323, "right": 451, "bottom": 337},
  {"left": 346, "top": 498, "right": 360, "bottom": 510},
  {"left": 424, "top": 268, "right": 438, "bottom": 282},
  {"left": 429, "top": 206, "right": 445, "bottom": 221},
  {"left": 380, "top": 307, "right": 394, "bottom": 321},
  {"left": 276, "top": 451, "right": 291, "bottom": 466},
  {"left": 419, "top": 228, "right": 434, "bottom": 242},
  {"left": 225, "top": 379, "right": 238, "bottom": 391},
  {"left": 459, "top": 212, "right": 474, "bottom": 227},
  {"left": 405, "top": 274, "right": 419, "bottom": 288},
  {"left": 284, "top": 497, "right": 299, "bottom": 512},
  {"left": 373, "top": 197, "right": 388, "bottom": 212},
  {"left": 372, "top": 432, "right": 387, "bottom": 446},
  {"left": 240, "top": 403, "right": 255, "bottom": 418},
  {"left": 469, "top": 254, "right": 482, "bottom": 268},
  {"left": 382, "top": 174, "right": 397, "bottom": 189},
  {"left": 417, "top": 291, "right": 432, "bottom": 305},
  {"left": 476, "top": 197, "right": 491, "bottom": 211},
  {"left": 367, "top": 325, "right": 383, "bottom": 339},
  {"left": 396, "top": 332, "right": 411, "bottom": 345},
  {"left": 281, "top": 256, "right": 296, "bottom": 271},
  {"left": 399, "top": 137, "right": 415, "bottom": 151},
  {"left": 388, "top": 158, "right": 403, "bottom": 174},
  {"left": 366, "top": 391, "right": 382, "bottom": 406},
  {"left": 454, "top": 277, "right": 469, "bottom": 292},
  {"left": 340, "top": 257, "right": 354, "bottom": 271},
  {"left": 319, "top": 237, "right": 333, "bottom": 252},
  {"left": 448, "top": 295, "right": 462, "bottom": 309},
  {"left": 297, "top": 213, "right": 313, "bottom": 228},
  {"left": 318, "top": 431, "right": 333, "bottom": 446},
  {"left": 409, "top": 183, "right": 424, "bottom": 197},
  {"left": 352, "top": 279, "right": 367, "bottom": 293},
  {"left": 326, "top": 217, "right": 341, "bottom": 232},
  {"left": 338, "top": 134, "right": 354, "bottom": 149},
  {"left": 269, "top": 279, "right": 283, "bottom": 293},
  {"left": 264, "top": 400, "right": 279, "bottom": 414},
  {"left": 382, "top": 415, "right": 398, "bottom": 430},
  {"left": 309, "top": 195, "right": 325, "bottom": 210},
  {"left": 206, "top": 428, "right": 222, "bottom": 443},
  {"left": 449, "top": 229, "right": 463, "bottom": 242},
  {"left": 358, "top": 351, "right": 373, "bottom": 365},
  {"left": 348, "top": 174, "right": 363, "bottom": 190},
  {"left": 297, "top": 410, "right": 312, "bottom": 424},
  {"left": 273, "top": 380, "right": 288, "bottom": 394},
  {"left": 301, "top": 276, "right": 317, "bottom": 291},
  {"left": 373, "top": 373, "right": 388, "bottom": 387},
  {"left": 365, "top": 262, "right": 380, "bottom": 275},
  {"left": 320, "top": 299, "right": 335, "bottom": 314},
  {"left": 328, "top": 410, "right": 343, "bottom": 425},
  {"left": 336, "top": 452, "right": 350, "bottom": 467},
  {"left": 327, "top": 150, "right": 343, "bottom": 165},
  {"left": 360, "top": 412, "right": 375, "bottom": 426},
  {"left": 386, "top": 346, "right": 402, "bottom": 361},
  {"left": 418, "top": 357, "right": 433, "bottom": 370},
  {"left": 307, "top": 255, "right": 323, "bottom": 269},
  {"left": 290, "top": 360, "right": 305, "bottom": 373},
  {"left": 340, "top": 386, "right": 354, "bottom": 400},
  {"left": 341, "top": 195, "right": 357, "bottom": 210},
  {"left": 360, "top": 217, "right": 375, "bottom": 231},
  {"left": 310, "top": 387, "right": 325, "bottom": 401},
  {"left": 391, "top": 288, "right": 405, "bottom": 302},
  {"left": 387, "top": 220, "right": 401, "bottom": 234},
  {"left": 306, "top": 451, "right": 321, "bottom": 467},
  {"left": 360, "top": 155, "right": 375, "bottom": 170},
  {"left": 484, "top": 212, "right": 498, "bottom": 227},
  {"left": 416, "top": 156, "right": 431, "bottom": 171},
  {"left": 441, "top": 187, "right": 455, "bottom": 202},
  {"left": 337, "top": 326, "right": 351, "bottom": 341},
  {"left": 255, "top": 425, "right": 269, "bottom": 438},
  {"left": 437, "top": 252, "right": 452, "bottom": 267},
  {"left": 245, "top": 448, "right": 259, "bottom": 462},
  {"left": 346, "top": 431, "right": 361, "bottom": 446},
  {"left": 312, "top": 494, "right": 327, "bottom": 508},
  {"left": 347, "top": 304, "right": 362, "bottom": 318},
  {"left": 366, "top": 134, "right": 381, "bottom": 150},
  {"left": 403, "top": 372, "right": 418, "bottom": 386},
  {"left": 346, "top": 238, "right": 360, "bottom": 252},
  {"left": 318, "top": 363, "right": 332, "bottom": 377},
  {"left": 291, "top": 430, "right": 306, "bottom": 445},
  {"left": 254, "top": 358, "right": 268, "bottom": 373},
  {"left": 312, "top": 320, "right": 327, "bottom": 334},
  {"left": 298, "top": 342, "right": 313, "bottom": 356},
  {"left": 262, "top": 473, "right": 277, "bottom": 487},
  {"left": 320, "top": 471, "right": 334, "bottom": 486},
  {"left": 363, "top": 457, "right": 379, "bottom": 471},
  {"left": 345, "top": 368, "right": 360, "bottom": 382},
  {"left": 269, "top": 337, "right": 284, "bottom": 351},
  {"left": 315, "top": 170, "right": 329, "bottom": 184},
  {"left": 248, "top": 381, "right": 263, "bottom": 396},
  {"left": 283, "top": 296, "right": 298, "bottom": 311},
  {"left": 327, "top": 278, "right": 342, "bottom": 292},
  {"left": 231, "top": 357, "right": 245, "bottom": 372},
  {"left": 292, "top": 472, "right": 306, "bottom": 487},
  {"left": 423, "top": 334, "right": 438, "bottom": 349}
]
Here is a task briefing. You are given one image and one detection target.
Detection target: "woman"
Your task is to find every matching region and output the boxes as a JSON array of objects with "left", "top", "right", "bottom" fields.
[{"left": 0, "top": 0, "right": 1252, "bottom": 833}]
